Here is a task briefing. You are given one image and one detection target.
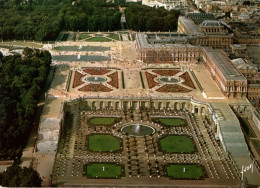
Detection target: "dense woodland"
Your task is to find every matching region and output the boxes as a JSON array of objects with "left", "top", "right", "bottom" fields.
[
  {"left": 0, "top": 164, "right": 42, "bottom": 187},
  {"left": 0, "top": 48, "right": 51, "bottom": 159},
  {"left": 0, "top": 0, "right": 180, "bottom": 41},
  {"left": 0, "top": 0, "right": 122, "bottom": 41},
  {"left": 125, "top": 5, "right": 180, "bottom": 31}
]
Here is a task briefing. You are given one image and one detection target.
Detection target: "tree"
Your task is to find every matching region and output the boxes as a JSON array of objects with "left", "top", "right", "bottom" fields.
[{"left": 0, "top": 164, "right": 42, "bottom": 187}]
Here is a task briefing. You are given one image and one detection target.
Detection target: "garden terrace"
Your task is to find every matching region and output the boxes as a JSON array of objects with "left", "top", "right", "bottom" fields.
[
  {"left": 156, "top": 84, "right": 192, "bottom": 93},
  {"left": 159, "top": 135, "right": 197, "bottom": 153},
  {"left": 52, "top": 108, "right": 239, "bottom": 186},
  {"left": 78, "top": 83, "right": 112, "bottom": 92},
  {"left": 87, "top": 134, "right": 122, "bottom": 152}
]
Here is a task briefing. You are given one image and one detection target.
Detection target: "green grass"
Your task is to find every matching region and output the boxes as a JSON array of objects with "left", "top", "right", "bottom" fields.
[
  {"left": 86, "top": 163, "right": 122, "bottom": 178},
  {"left": 157, "top": 118, "right": 186, "bottom": 127},
  {"left": 107, "top": 34, "right": 119, "bottom": 40},
  {"left": 88, "top": 135, "right": 121, "bottom": 152},
  {"left": 87, "top": 37, "right": 111, "bottom": 42},
  {"left": 160, "top": 135, "right": 196, "bottom": 153},
  {"left": 79, "top": 35, "right": 91, "bottom": 40},
  {"left": 166, "top": 164, "right": 204, "bottom": 179},
  {"left": 90, "top": 117, "right": 116, "bottom": 125}
]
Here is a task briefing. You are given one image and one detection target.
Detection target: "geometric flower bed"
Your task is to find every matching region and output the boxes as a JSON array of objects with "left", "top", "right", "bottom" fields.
[
  {"left": 145, "top": 72, "right": 159, "bottom": 89},
  {"left": 145, "top": 69, "right": 196, "bottom": 93},
  {"left": 83, "top": 68, "right": 111, "bottom": 75},
  {"left": 87, "top": 134, "right": 122, "bottom": 152},
  {"left": 107, "top": 71, "right": 119, "bottom": 88},
  {"left": 159, "top": 135, "right": 197, "bottom": 153},
  {"left": 179, "top": 72, "right": 196, "bottom": 89},
  {"left": 84, "top": 163, "right": 125, "bottom": 179},
  {"left": 165, "top": 164, "right": 207, "bottom": 180},
  {"left": 152, "top": 118, "right": 187, "bottom": 127},
  {"left": 78, "top": 83, "right": 112, "bottom": 92},
  {"left": 72, "top": 71, "right": 85, "bottom": 88},
  {"left": 152, "top": 69, "right": 179, "bottom": 76},
  {"left": 88, "top": 117, "right": 122, "bottom": 126},
  {"left": 156, "top": 84, "right": 191, "bottom": 93}
]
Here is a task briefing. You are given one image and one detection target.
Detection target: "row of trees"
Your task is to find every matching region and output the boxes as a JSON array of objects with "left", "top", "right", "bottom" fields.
[
  {"left": 0, "top": 0, "right": 122, "bottom": 41},
  {"left": 0, "top": 48, "right": 51, "bottom": 159},
  {"left": 125, "top": 5, "right": 180, "bottom": 31}
]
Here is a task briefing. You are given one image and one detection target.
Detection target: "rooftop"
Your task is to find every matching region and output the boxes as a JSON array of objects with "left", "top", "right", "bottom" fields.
[
  {"left": 204, "top": 47, "right": 247, "bottom": 82},
  {"left": 178, "top": 16, "right": 204, "bottom": 36},
  {"left": 201, "top": 20, "right": 222, "bottom": 27}
]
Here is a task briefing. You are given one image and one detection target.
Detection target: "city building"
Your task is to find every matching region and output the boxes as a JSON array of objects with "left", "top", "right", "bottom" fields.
[{"left": 202, "top": 47, "right": 247, "bottom": 98}]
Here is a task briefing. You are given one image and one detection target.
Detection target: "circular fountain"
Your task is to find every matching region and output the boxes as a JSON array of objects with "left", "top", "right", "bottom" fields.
[
  {"left": 85, "top": 76, "right": 107, "bottom": 83},
  {"left": 121, "top": 123, "right": 155, "bottom": 136},
  {"left": 159, "top": 77, "right": 180, "bottom": 83}
]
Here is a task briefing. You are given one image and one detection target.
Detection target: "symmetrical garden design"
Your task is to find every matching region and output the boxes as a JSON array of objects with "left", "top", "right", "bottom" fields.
[
  {"left": 71, "top": 68, "right": 120, "bottom": 92},
  {"left": 145, "top": 69, "right": 196, "bottom": 93}
]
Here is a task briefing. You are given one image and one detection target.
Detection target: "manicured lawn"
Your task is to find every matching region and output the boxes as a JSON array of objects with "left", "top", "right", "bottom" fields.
[
  {"left": 88, "top": 135, "right": 121, "bottom": 152},
  {"left": 166, "top": 164, "right": 205, "bottom": 179},
  {"left": 86, "top": 163, "right": 122, "bottom": 178},
  {"left": 89, "top": 117, "right": 116, "bottom": 125},
  {"left": 79, "top": 35, "right": 91, "bottom": 40},
  {"left": 87, "top": 37, "right": 111, "bottom": 42},
  {"left": 107, "top": 34, "right": 119, "bottom": 40},
  {"left": 160, "top": 135, "right": 196, "bottom": 153},
  {"left": 157, "top": 118, "right": 185, "bottom": 127}
]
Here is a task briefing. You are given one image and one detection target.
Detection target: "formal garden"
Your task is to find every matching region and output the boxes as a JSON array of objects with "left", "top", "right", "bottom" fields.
[
  {"left": 52, "top": 107, "right": 238, "bottom": 185},
  {"left": 144, "top": 69, "right": 196, "bottom": 93},
  {"left": 71, "top": 68, "right": 120, "bottom": 92}
]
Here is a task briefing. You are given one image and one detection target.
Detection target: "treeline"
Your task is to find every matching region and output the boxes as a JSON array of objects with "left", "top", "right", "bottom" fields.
[
  {"left": 125, "top": 5, "right": 180, "bottom": 31},
  {"left": 0, "top": 48, "right": 51, "bottom": 159},
  {"left": 0, "top": 0, "right": 122, "bottom": 41}
]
